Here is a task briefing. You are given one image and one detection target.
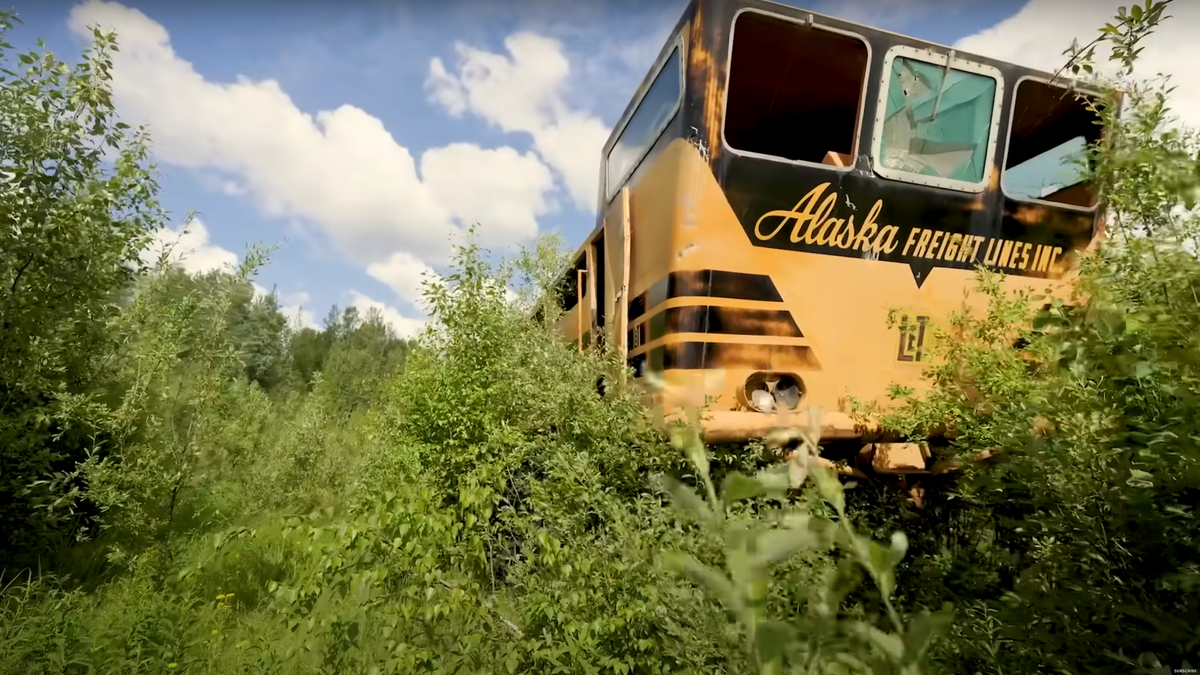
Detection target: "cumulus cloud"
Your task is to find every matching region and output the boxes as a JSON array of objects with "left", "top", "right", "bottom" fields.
[
  {"left": 366, "top": 250, "right": 440, "bottom": 312},
  {"left": 349, "top": 291, "right": 425, "bottom": 339},
  {"left": 427, "top": 32, "right": 611, "bottom": 212},
  {"left": 421, "top": 143, "right": 554, "bottom": 243},
  {"left": 954, "top": 0, "right": 1200, "bottom": 128},
  {"left": 143, "top": 218, "right": 238, "bottom": 274},
  {"left": 276, "top": 290, "right": 320, "bottom": 330},
  {"left": 820, "top": 0, "right": 985, "bottom": 31},
  {"left": 68, "top": 0, "right": 558, "bottom": 302},
  {"left": 366, "top": 250, "right": 521, "bottom": 315}
]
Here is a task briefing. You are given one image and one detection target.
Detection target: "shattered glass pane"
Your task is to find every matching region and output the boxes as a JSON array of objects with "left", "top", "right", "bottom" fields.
[
  {"left": 1003, "top": 136, "right": 1090, "bottom": 201},
  {"left": 879, "top": 57, "right": 997, "bottom": 183}
]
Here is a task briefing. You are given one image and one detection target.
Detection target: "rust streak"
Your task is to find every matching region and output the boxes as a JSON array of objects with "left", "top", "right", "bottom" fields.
[
  {"left": 689, "top": 6, "right": 723, "bottom": 166},
  {"left": 702, "top": 342, "right": 820, "bottom": 370},
  {"left": 1012, "top": 204, "right": 1049, "bottom": 225}
]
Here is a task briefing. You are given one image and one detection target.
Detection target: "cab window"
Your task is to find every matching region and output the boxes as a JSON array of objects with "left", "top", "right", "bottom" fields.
[
  {"left": 1002, "top": 79, "right": 1102, "bottom": 208},
  {"left": 556, "top": 256, "right": 587, "bottom": 313},
  {"left": 876, "top": 53, "right": 999, "bottom": 187},
  {"left": 724, "top": 11, "right": 869, "bottom": 168},
  {"left": 606, "top": 45, "right": 682, "bottom": 199}
]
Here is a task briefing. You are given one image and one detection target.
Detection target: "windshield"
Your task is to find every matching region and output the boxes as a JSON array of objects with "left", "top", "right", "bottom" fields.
[{"left": 879, "top": 56, "right": 997, "bottom": 183}]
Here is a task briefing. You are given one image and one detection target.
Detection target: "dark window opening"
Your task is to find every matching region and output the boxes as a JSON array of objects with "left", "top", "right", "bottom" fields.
[
  {"left": 724, "top": 13, "right": 869, "bottom": 167},
  {"left": 557, "top": 255, "right": 588, "bottom": 313},
  {"left": 1003, "top": 79, "right": 1103, "bottom": 208},
  {"left": 592, "top": 240, "right": 606, "bottom": 332}
]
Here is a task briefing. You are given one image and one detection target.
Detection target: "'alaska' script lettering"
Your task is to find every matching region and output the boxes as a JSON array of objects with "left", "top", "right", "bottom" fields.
[{"left": 753, "top": 182, "right": 1066, "bottom": 276}]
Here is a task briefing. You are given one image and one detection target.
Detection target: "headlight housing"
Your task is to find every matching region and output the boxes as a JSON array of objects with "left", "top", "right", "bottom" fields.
[{"left": 741, "top": 371, "right": 804, "bottom": 413}]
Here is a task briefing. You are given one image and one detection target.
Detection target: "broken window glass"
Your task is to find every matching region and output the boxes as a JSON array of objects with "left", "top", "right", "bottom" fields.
[
  {"left": 1004, "top": 136, "right": 1090, "bottom": 202},
  {"left": 1001, "top": 78, "right": 1101, "bottom": 208},
  {"left": 879, "top": 56, "right": 997, "bottom": 184}
]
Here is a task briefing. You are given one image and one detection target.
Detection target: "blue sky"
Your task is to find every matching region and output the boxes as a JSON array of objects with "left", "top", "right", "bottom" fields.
[{"left": 6, "top": 0, "right": 1196, "bottom": 336}]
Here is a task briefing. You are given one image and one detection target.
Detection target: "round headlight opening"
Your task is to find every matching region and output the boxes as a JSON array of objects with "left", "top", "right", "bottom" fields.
[{"left": 742, "top": 371, "right": 804, "bottom": 413}]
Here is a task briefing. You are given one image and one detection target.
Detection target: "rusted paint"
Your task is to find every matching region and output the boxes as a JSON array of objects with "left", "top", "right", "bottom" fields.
[
  {"left": 702, "top": 409, "right": 864, "bottom": 443},
  {"left": 629, "top": 305, "right": 804, "bottom": 346},
  {"left": 561, "top": 0, "right": 1108, "bottom": 445},
  {"left": 688, "top": 1, "right": 724, "bottom": 166},
  {"left": 1011, "top": 203, "right": 1050, "bottom": 225},
  {"left": 629, "top": 341, "right": 819, "bottom": 375},
  {"left": 627, "top": 269, "right": 784, "bottom": 321}
]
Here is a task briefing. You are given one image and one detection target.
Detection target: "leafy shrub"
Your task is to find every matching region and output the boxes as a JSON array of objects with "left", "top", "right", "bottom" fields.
[
  {"left": 6, "top": 3, "right": 1200, "bottom": 675},
  {"left": 852, "top": 3, "right": 1200, "bottom": 672}
]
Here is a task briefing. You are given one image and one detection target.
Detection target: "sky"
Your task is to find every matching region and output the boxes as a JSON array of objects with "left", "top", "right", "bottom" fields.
[{"left": 5, "top": 0, "right": 1199, "bottom": 336}]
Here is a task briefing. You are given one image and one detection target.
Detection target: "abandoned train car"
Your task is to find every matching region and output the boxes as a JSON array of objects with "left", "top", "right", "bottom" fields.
[{"left": 547, "top": 0, "right": 1103, "bottom": 445}]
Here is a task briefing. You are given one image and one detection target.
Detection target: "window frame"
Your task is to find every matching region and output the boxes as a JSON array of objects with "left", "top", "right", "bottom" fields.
[
  {"left": 604, "top": 36, "right": 686, "bottom": 202},
  {"left": 999, "top": 74, "right": 1101, "bottom": 213},
  {"left": 556, "top": 252, "right": 588, "bottom": 314},
  {"left": 870, "top": 44, "right": 1005, "bottom": 193},
  {"left": 720, "top": 7, "right": 873, "bottom": 173}
]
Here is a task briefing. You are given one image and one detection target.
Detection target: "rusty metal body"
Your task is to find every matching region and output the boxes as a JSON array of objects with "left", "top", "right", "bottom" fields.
[{"left": 549, "top": 0, "right": 1103, "bottom": 446}]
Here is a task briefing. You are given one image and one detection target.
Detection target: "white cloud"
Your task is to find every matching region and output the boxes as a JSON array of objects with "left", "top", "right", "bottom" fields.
[
  {"left": 503, "top": 285, "right": 519, "bottom": 305},
  {"left": 274, "top": 289, "right": 319, "bottom": 330},
  {"left": 367, "top": 250, "right": 520, "bottom": 313},
  {"left": 427, "top": 32, "right": 610, "bottom": 212},
  {"left": 819, "top": 0, "right": 983, "bottom": 31},
  {"left": 366, "top": 250, "right": 439, "bottom": 312},
  {"left": 68, "top": 0, "right": 556, "bottom": 283},
  {"left": 348, "top": 290, "right": 425, "bottom": 339},
  {"left": 954, "top": 0, "right": 1200, "bottom": 129},
  {"left": 143, "top": 218, "right": 238, "bottom": 274},
  {"left": 421, "top": 143, "right": 555, "bottom": 242}
]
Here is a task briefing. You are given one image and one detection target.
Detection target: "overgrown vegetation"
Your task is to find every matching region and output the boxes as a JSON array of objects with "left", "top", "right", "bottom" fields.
[{"left": 1, "top": 2, "right": 1197, "bottom": 673}]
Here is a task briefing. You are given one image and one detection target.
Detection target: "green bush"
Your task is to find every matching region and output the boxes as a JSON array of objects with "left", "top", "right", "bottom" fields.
[
  {"left": 851, "top": 3, "right": 1200, "bottom": 672},
  {"left": 4, "top": 3, "right": 1199, "bottom": 674}
]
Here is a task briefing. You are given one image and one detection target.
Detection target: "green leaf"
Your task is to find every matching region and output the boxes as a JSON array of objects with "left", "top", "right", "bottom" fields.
[
  {"left": 722, "top": 472, "right": 763, "bottom": 503},
  {"left": 864, "top": 624, "right": 905, "bottom": 661},
  {"left": 665, "top": 552, "right": 744, "bottom": 615},
  {"left": 1127, "top": 468, "right": 1154, "bottom": 488},
  {"left": 754, "top": 466, "right": 791, "bottom": 499},
  {"left": 660, "top": 475, "right": 712, "bottom": 521},
  {"left": 865, "top": 539, "right": 897, "bottom": 597},
  {"left": 754, "top": 525, "right": 821, "bottom": 567},
  {"left": 889, "top": 531, "right": 909, "bottom": 563},
  {"left": 902, "top": 607, "right": 955, "bottom": 663},
  {"left": 754, "top": 620, "right": 793, "bottom": 665},
  {"left": 811, "top": 465, "right": 845, "bottom": 515},
  {"left": 825, "top": 558, "right": 864, "bottom": 611},
  {"left": 832, "top": 653, "right": 871, "bottom": 670}
]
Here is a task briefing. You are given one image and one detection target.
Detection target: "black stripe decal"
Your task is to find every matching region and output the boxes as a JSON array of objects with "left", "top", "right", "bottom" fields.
[
  {"left": 628, "top": 305, "right": 803, "bottom": 347},
  {"left": 627, "top": 270, "right": 784, "bottom": 321},
  {"left": 628, "top": 342, "right": 818, "bottom": 375}
]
